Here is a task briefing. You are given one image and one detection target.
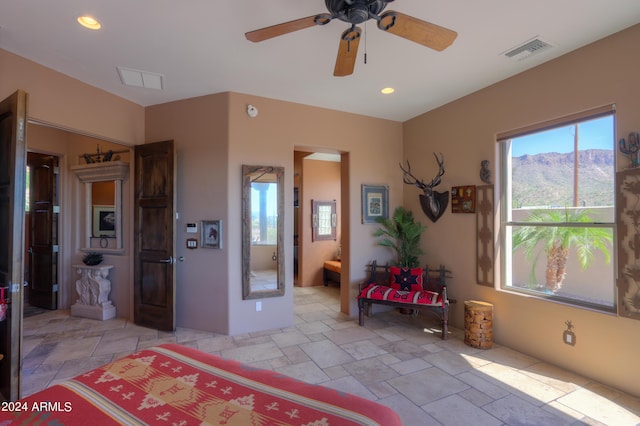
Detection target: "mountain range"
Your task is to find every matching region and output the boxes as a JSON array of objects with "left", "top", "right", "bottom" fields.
[{"left": 511, "top": 149, "right": 614, "bottom": 208}]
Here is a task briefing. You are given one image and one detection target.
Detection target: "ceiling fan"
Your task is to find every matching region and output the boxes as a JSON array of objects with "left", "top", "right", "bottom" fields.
[{"left": 245, "top": 0, "right": 457, "bottom": 77}]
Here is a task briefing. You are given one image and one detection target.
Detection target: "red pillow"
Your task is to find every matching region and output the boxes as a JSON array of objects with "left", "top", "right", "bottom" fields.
[{"left": 389, "top": 266, "right": 423, "bottom": 292}]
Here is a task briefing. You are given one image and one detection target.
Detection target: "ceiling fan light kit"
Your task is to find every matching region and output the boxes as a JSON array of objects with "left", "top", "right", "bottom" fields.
[{"left": 245, "top": 0, "right": 457, "bottom": 77}]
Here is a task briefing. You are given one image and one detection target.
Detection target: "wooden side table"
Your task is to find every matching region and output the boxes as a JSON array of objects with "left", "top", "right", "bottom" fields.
[{"left": 464, "top": 300, "right": 493, "bottom": 349}]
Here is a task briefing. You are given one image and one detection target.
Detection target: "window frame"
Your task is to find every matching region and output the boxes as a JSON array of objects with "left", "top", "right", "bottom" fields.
[
  {"left": 498, "top": 107, "right": 617, "bottom": 312},
  {"left": 311, "top": 199, "right": 337, "bottom": 242}
]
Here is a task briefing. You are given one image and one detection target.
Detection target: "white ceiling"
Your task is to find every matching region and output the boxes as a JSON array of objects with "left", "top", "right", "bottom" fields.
[{"left": 2, "top": 1, "right": 640, "bottom": 122}]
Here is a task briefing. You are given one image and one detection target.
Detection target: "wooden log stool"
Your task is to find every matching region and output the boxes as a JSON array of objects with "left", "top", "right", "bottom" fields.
[{"left": 464, "top": 300, "right": 493, "bottom": 349}]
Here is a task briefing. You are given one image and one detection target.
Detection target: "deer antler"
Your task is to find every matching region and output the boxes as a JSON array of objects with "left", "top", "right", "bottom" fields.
[
  {"left": 399, "top": 160, "right": 428, "bottom": 192},
  {"left": 399, "top": 153, "right": 445, "bottom": 194},
  {"left": 399, "top": 153, "right": 448, "bottom": 222},
  {"left": 428, "top": 152, "right": 445, "bottom": 189}
]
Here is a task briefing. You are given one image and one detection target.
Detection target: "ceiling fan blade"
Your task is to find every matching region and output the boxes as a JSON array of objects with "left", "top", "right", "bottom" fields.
[
  {"left": 334, "top": 26, "right": 361, "bottom": 77},
  {"left": 245, "top": 15, "right": 323, "bottom": 42},
  {"left": 379, "top": 11, "right": 457, "bottom": 51}
]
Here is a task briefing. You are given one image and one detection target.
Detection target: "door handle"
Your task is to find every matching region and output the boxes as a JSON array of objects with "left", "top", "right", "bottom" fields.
[{"left": 159, "top": 256, "right": 174, "bottom": 264}]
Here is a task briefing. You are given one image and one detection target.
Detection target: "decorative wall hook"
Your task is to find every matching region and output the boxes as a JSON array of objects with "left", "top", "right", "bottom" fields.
[
  {"left": 619, "top": 132, "right": 640, "bottom": 168},
  {"left": 400, "top": 153, "right": 449, "bottom": 222},
  {"left": 480, "top": 160, "right": 492, "bottom": 184}
]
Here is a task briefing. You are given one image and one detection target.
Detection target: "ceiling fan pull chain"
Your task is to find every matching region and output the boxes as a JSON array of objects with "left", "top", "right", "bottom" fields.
[{"left": 364, "top": 22, "right": 368, "bottom": 64}]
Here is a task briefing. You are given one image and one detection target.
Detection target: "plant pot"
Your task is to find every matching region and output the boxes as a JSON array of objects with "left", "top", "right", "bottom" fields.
[{"left": 82, "top": 252, "right": 103, "bottom": 266}]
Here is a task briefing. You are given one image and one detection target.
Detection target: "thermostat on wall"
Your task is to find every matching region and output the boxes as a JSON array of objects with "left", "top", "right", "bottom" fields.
[{"left": 186, "top": 223, "right": 198, "bottom": 233}]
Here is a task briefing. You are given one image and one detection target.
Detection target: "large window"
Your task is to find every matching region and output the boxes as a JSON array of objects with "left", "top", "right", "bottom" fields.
[{"left": 500, "top": 108, "right": 616, "bottom": 311}]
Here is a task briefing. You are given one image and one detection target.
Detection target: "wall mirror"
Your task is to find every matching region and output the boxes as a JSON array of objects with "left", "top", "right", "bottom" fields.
[
  {"left": 242, "top": 164, "right": 285, "bottom": 299},
  {"left": 71, "top": 161, "right": 129, "bottom": 253}
]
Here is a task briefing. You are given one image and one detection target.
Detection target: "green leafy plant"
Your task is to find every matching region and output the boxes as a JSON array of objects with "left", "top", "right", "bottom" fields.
[
  {"left": 512, "top": 209, "right": 612, "bottom": 292},
  {"left": 374, "top": 206, "right": 427, "bottom": 268}
]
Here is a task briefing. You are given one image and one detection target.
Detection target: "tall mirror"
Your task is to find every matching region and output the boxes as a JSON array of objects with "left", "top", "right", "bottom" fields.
[{"left": 242, "top": 165, "right": 285, "bottom": 299}]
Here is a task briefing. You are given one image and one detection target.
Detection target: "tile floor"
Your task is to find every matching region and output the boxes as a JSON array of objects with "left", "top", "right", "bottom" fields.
[{"left": 21, "top": 286, "right": 640, "bottom": 425}]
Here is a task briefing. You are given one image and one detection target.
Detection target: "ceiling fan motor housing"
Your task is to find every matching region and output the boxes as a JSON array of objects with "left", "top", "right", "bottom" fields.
[{"left": 325, "top": 0, "right": 388, "bottom": 24}]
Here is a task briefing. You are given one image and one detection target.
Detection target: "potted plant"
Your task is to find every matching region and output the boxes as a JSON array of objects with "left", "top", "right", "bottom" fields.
[
  {"left": 512, "top": 209, "right": 612, "bottom": 292},
  {"left": 374, "top": 206, "right": 428, "bottom": 292}
]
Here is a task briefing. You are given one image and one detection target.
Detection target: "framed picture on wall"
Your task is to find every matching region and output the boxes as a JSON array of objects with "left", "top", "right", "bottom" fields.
[
  {"left": 451, "top": 185, "right": 476, "bottom": 213},
  {"left": 201, "top": 220, "right": 223, "bottom": 249},
  {"left": 361, "top": 184, "right": 389, "bottom": 224},
  {"left": 92, "top": 205, "right": 116, "bottom": 237}
]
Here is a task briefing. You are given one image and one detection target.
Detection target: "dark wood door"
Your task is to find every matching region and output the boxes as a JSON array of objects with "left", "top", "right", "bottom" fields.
[
  {"left": 134, "top": 140, "right": 176, "bottom": 331},
  {"left": 27, "top": 153, "right": 58, "bottom": 309},
  {"left": 0, "top": 90, "right": 27, "bottom": 400}
]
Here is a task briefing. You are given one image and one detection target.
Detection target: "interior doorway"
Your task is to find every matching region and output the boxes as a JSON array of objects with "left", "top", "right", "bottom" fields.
[
  {"left": 24, "top": 152, "right": 60, "bottom": 313},
  {"left": 293, "top": 150, "right": 343, "bottom": 299}
]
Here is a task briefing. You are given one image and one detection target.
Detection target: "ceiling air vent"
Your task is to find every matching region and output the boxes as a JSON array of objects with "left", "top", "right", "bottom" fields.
[
  {"left": 503, "top": 37, "right": 553, "bottom": 61},
  {"left": 117, "top": 66, "right": 164, "bottom": 90}
]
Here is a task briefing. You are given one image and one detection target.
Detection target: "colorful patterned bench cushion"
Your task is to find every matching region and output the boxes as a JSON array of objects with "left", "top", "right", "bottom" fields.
[{"left": 358, "top": 283, "right": 443, "bottom": 305}]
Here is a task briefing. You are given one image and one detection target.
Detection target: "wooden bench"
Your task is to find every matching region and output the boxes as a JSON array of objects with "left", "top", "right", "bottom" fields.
[
  {"left": 357, "top": 261, "right": 453, "bottom": 340},
  {"left": 323, "top": 260, "right": 341, "bottom": 286}
]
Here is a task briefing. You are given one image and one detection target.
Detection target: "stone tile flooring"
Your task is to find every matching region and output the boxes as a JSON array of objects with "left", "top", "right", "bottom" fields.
[{"left": 21, "top": 286, "right": 640, "bottom": 425}]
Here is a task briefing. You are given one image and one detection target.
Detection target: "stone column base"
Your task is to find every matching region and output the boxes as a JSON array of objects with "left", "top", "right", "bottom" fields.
[{"left": 71, "top": 302, "right": 116, "bottom": 320}]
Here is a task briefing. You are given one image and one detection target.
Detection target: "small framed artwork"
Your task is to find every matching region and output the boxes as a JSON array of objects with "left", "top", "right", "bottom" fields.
[
  {"left": 201, "top": 220, "right": 223, "bottom": 249},
  {"left": 93, "top": 205, "right": 116, "bottom": 237},
  {"left": 361, "top": 184, "right": 389, "bottom": 224},
  {"left": 451, "top": 185, "right": 476, "bottom": 213}
]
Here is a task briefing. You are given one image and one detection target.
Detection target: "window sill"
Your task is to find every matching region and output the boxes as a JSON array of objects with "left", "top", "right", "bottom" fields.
[{"left": 497, "top": 286, "right": 617, "bottom": 316}]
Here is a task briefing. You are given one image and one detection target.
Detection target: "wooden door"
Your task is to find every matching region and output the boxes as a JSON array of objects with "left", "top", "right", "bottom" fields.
[
  {"left": 133, "top": 140, "right": 176, "bottom": 331},
  {"left": 0, "top": 90, "right": 27, "bottom": 400},
  {"left": 27, "top": 153, "right": 58, "bottom": 309}
]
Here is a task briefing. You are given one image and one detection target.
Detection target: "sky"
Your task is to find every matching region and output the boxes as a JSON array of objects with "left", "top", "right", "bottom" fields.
[{"left": 511, "top": 115, "right": 614, "bottom": 157}]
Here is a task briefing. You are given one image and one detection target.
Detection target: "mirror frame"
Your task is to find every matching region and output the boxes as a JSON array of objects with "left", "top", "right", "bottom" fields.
[
  {"left": 242, "top": 164, "right": 285, "bottom": 300},
  {"left": 71, "top": 161, "right": 128, "bottom": 253}
]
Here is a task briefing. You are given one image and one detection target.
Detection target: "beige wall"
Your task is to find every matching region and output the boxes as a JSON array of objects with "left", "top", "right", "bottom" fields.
[
  {"left": 145, "top": 92, "right": 400, "bottom": 336},
  {"left": 145, "top": 94, "right": 231, "bottom": 333},
  {"left": 403, "top": 24, "right": 640, "bottom": 397},
  {"left": 226, "top": 93, "right": 402, "bottom": 335},
  {"left": 1, "top": 49, "right": 144, "bottom": 144}
]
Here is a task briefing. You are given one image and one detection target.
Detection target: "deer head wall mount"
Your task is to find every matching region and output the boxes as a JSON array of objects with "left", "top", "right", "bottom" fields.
[{"left": 400, "top": 153, "right": 449, "bottom": 222}]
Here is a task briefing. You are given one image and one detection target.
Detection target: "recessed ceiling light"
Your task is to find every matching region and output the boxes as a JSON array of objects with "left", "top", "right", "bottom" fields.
[
  {"left": 77, "top": 15, "right": 101, "bottom": 30},
  {"left": 381, "top": 87, "right": 395, "bottom": 95}
]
